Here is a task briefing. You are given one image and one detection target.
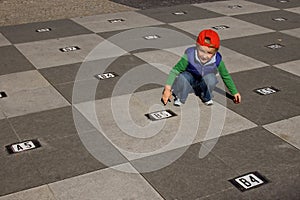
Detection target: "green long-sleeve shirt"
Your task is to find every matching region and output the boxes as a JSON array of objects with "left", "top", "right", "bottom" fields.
[{"left": 166, "top": 54, "right": 238, "bottom": 95}]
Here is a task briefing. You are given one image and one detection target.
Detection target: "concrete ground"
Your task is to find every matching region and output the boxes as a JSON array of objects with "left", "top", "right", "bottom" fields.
[
  {"left": 0, "top": 0, "right": 135, "bottom": 26},
  {"left": 0, "top": 0, "right": 299, "bottom": 199}
]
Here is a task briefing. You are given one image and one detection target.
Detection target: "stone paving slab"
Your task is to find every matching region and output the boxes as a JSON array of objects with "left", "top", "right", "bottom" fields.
[
  {"left": 137, "top": 4, "right": 223, "bottom": 23},
  {"left": 0, "top": 45, "right": 35, "bottom": 75},
  {"left": 193, "top": 0, "right": 278, "bottom": 16},
  {"left": 221, "top": 32, "right": 300, "bottom": 65},
  {"left": 233, "top": 10, "right": 300, "bottom": 31},
  {"left": 170, "top": 16, "right": 274, "bottom": 40},
  {"left": 0, "top": 19, "right": 93, "bottom": 44},
  {"left": 49, "top": 163, "right": 163, "bottom": 200},
  {"left": 72, "top": 11, "right": 164, "bottom": 33}
]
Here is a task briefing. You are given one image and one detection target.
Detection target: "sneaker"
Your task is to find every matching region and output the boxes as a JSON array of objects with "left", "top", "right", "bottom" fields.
[
  {"left": 174, "top": 98, "right": 182, "bottom": 107},
  {"left": 204, "top": 100, "right": 213, "bottom": 106}
]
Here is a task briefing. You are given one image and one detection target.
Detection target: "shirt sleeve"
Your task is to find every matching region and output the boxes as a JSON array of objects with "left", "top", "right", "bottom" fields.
[
  {"left": 217, "top": 61, "right": 239, "bottom": 95},
  {"left": 166, "top": 54, "right": 188, "bottom": 86}
]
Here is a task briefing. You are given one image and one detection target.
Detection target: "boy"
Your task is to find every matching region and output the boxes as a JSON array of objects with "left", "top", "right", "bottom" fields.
[{"left": 161, "top": 29, "right": 241, "bottom": 106}]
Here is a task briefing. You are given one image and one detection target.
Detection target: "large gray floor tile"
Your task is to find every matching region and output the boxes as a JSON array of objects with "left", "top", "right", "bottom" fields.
[
  {"left": 49, "top": 163, "right": 163, "bottom": 200},
  {"left": 0, "top": 45, "right": 35, "bottom": 75},
  {"left": 132, "top": 88, "right": 257, "bottom": 143},
  {"left": 8, "top": 106, "right": 95, "bottom": 141},
  {"left": 0, "top": 86, "right": 69, "bottom": 118},
  {"left": 170, "top": 16, "right": 274, "bottom": 40},
  {"left": 201, "top": 146, "right": 300, "bottom": 200},
  {"left": 274, "top": 59, "right": 300, "bottom": 76},
  {"left": 103, "top": 26, "right": 196, "bottom": 53},
  {"left": 15, "top": 37, "right": 84, "bottom": 69},
  {"left": 28, "top": 134, "right": 107, "bottom": 184},
  {"left": 0, "top": 70, "right": 50, "bottom": 94},
  {"left": 263, "top": 115, "right": 300, "bottom": 149},
  {"left": 54, "top": 79, "right": 117, "bottom": 104},
  {"left": 137, "top": 4, "right": 223, "bottom": 23},
  {"left": 76, "top": 129, "right": 129, "bottom": 168},
  {"left": 200, "top": 165, "right": 300, "bottom": 200},
  {"left": 39, "top": 54, "right": 139, "bottom": 87},
  {"left": 134, "top": 48, "right": 184, "bottom": 75},
  {"left": 203, "top": 127, "right": 300, "bottom": 175},
  {"left": 0, "top": 33, "right": 10, "bottom": 47},
  {"left": 132, "top": 143, "right": 238, "bottom": 200},
  {"left": 45, "top": 54, "right": 147, "bottom": 83},
  {"left": 194, "top": 0, "right": 278, "bottom": 16},
  {"left": 227, "top": 66, "right": 300, "bottom": 125},
  {"left": 75, "top": 92, "right": 188, "bottom": 161},
  {"left": 38, "top": 62, "right": 81, "bottom": 85},
  {"left": 97, "top": 23, "right": 197, "bottom": 40},
  {"left": 75, "top": 87, "right": 256, "bottom": 161},
  {"left": 0, "top": 154, "right": 44, "bottom": 196},
  {"left": 0, "top": 185, "right": 56, "bottom": 200},
  {"left": 54, "top": 55, "right": 166, "bottom": 103},
  {"left": 246, "top": 0, "right": 300, "bottom": 9},
  {"left": 222, "top": 32, "right": 299, "bottom": 65},
  {"left": 72, "top": 11, "right": 164, "bottom": 33},
  {"left": 0, "top": 19, "right": 92, "bottom": 44},
  {"left": 233, "top": 10, "right": 300, "bottom": 31},
  {"left": 237, "top": 165, "right": 300, "bottom": 200},
  {"left": 15, "top": 34, "right": 124, "bottom": 69}
]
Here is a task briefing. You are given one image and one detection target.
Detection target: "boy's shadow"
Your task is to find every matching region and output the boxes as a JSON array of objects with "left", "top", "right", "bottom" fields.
[{"left": 214, "top": 87, "right": 234, "bottom": 101}]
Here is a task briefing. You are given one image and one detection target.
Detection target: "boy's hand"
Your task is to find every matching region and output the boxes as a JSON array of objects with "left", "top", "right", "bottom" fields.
[
  {"left": 161, "top": 85, "right": 172, "bottom": 105},
  {"left": 233, "top": 93, "right": 241, "bottom": 104}
]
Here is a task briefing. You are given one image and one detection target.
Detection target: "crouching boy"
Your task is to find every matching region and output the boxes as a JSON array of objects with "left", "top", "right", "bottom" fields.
[{"left": 162, "top": 29, "right": 241, "bottom": 106}]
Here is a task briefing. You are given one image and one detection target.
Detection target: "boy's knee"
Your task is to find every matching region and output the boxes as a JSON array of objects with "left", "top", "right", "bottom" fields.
[
  {"left": 178, "top": 72, "right": 193, "bottom": 83},
  {"left": 204, "top": 74, "right": 218, "bottom": 88}
]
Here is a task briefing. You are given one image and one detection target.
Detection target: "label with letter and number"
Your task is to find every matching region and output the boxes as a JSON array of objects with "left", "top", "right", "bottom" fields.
[
  {"left": 59, "top": 46, "right": 80, "bottom": 52},
  {"left": 254, "top": 86, "right": 280, "bottom": 95},
  {"left": 145, "top": 110, "right": 177, "bottom": 121},
  {"left": 108, "top": 18, "right": 125, "bottom": 23},
  {"left": 229, "top": 171, "right": 268, "bottom": 192},
  {"left": 266, "top": 43, "right": 284, "bottom": 49},
  {"left": 95, "top": 72, "right": 118, "bottom": 80},
  {"left": 6, "top": 139, "right": 41, "bottom": 154},
  {"left": 172, "top": 11, "right": 187, "bottom": 15},
  {"left": 228, "top": 5, "right": 242, "bottom": 9},
  {"left": 144, "top": 35, "right": 160, "bottom": 40},
  {"left": 212, "top": 25, "right": 230, "bottom": 30},
  {"left": 36, "top": 28, "right": 52, "bottom": 32}
]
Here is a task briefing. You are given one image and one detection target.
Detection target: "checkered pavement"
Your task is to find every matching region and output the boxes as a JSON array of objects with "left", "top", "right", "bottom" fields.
[{"left": 0, "top": 0, "right": 299, "bottom": 199}]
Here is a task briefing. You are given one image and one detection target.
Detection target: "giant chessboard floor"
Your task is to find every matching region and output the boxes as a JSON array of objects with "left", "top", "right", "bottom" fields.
[{"left": 0, "top": 0, "right": 300, "bottom": 199}]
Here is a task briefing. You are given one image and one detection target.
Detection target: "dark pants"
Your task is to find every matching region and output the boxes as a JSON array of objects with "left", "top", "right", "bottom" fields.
[{"left": 172, "top": 71, "right": 218, "bottom": 103}]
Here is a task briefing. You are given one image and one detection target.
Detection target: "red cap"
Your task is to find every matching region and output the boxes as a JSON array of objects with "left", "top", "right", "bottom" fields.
[{"left": 197, "top": 29, "right": 220, "bottom": 49}]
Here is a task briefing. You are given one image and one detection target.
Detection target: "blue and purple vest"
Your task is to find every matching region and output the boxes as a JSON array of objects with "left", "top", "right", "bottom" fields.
[{"left": 185, "top": 47, "right": 222, "bottom": 78}]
